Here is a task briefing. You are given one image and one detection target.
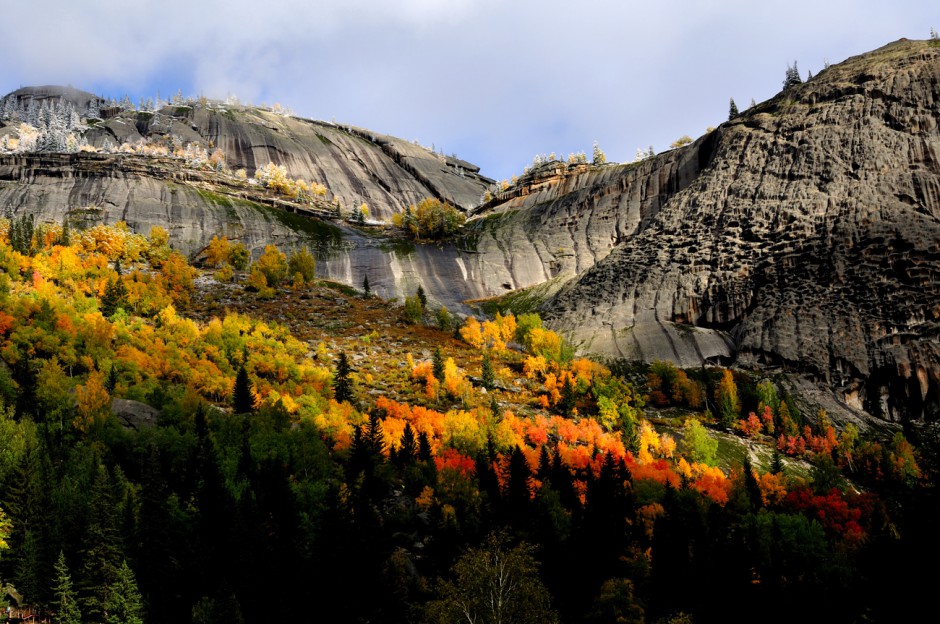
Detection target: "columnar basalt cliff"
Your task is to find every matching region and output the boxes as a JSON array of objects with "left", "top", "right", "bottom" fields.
[{"left": 1, "top": 39, "right": 939, "bottom": 424}]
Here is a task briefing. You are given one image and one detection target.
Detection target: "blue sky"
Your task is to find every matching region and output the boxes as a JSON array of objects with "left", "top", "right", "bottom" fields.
[{"left": 1, "top": 1, "right": 935, "bottom": 180}]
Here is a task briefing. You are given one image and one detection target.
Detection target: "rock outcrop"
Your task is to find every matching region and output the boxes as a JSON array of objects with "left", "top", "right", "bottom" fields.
[{"left": 541, "top": 39, "right": 940, "bottom": 422}]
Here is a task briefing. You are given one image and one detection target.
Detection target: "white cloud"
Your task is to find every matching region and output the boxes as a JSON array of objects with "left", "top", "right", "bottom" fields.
[{"left": 1, "top": 0, "right": 935, "bottom": 178}]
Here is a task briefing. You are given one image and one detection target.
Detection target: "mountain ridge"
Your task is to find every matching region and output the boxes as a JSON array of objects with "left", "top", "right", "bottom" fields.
[{"left": 2, "top": 38, "right": 939, "bottom": 426}]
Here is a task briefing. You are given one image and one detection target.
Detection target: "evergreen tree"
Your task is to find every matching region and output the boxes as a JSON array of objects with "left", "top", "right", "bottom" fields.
[
  {"left": 364, "top": 411, "right": 387, "bottom": 460},
  {"left": 333, "top": 352, "right": 353, "bottom": 404},
  {"left": 503, "top": 446, "right": 533, "bottom": 526},
  {"left": 783, "top": 61, "right": 803, "bottom": 90},
  {"left": 398, "top": 423, "right": 418, "bottom": 466},
  {"left": 53, "top": 551, "right": 82, "bottom": 624},
  {"left": 432, "top": 347, "right": 445, "bottom": 383},
  {"left": 105, "top": 363, "right": 119, "bottom": 393},
  {"left": 232, "top": 365, "right": 254, "bottom": 414},
  {"left": 560, "top": 375, "right": 577, "bottom": 416},
  {"left": 10, "top": 212, "right": 35, "bottom": 255},
  {"left": 362, "top": 274, "right": 371, "bottom": 297},
  {"left": 80, "top": 465, "right": 123, "bottom": 622},
  {"left": 481, "top": 349, "right": 495, "bottom": 390},
  {"left": 417, "top": 431, "right": 433, "bottom": 462},
  {"left": 728, "top": 98, "right": 739, "bottom": 120},
  {"left": 750, "top": 97, "right": 757, "bottom": 109},
  {"left": 59, "top": 215, "right": 72, "bottom": 245},
  {"left": 592, "top": 141, "right": 607, "bottom": 165},
  {"left": 100, "top": 274, "right": 128, "bottom": 318},
  {"left": 104, "top": 560, "right": 144, "bottom": 624},
  {"left": 416, "top": 285, "right": 427, "bottom": 309}
]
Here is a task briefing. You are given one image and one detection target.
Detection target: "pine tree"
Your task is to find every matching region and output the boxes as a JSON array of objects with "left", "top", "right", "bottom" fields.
[
  {"left": 362, "top": 274, "right": 371, "bottom": 297},
  {"left": 416, "top": 285, "right": 427, "bottom": 309},
  {"left": 728, "top": 98, "right": 739, "bottom": 120},
  {"left": 771, "top": 447, "right": 784, "bottom": 475},
  {"left": 783, "top": 61, "right": 803, "bottom": 90},
  {"left": 560, "top": 375, "right": 577, "bottom": 415},
  {"left": 481, "top": 349, "right": 495, "bottom": 390},
  {"left": 432, "top": 347, "right": 445, "bottom": 383},
  {"left": 233, "top": 365, "right": 254, "bottom": 414},
  {"left": 333, "top": 352, "right": 353, "bottom": 404},
  {"left": 592, "top": 141, "right": 607, "bottom": 165},
  {"left": 417, "top": 431, "right": 433, "bottom": 462},
  {"left": 105, "top": 363, "right": 119, "bottom": 393},
  {"left": 104, "top": 560, "right": 144, "bottom": 624},
  {"left": 53, "top": 551, "right": 82, "bottom": 624},
  {"left": 503, "top": 446, "right": 533, "bottom": 525},
  {"left": 100, "top": 273, "right": 128, "bottom": 318},
  {"left": 364, "top": 411, "right": 387, "bottom": 460},
  {"left": 398, "top": 423, "right": 418, "bottom": 465},
  {"left": 59, "top": 216, "right": 71, "bottom": 246},
  {"left": 10, "top": 212, "right": 35, "bottom": 255},
  {"left": 80, "top": 466, "right": 123, "bottom": 622}
]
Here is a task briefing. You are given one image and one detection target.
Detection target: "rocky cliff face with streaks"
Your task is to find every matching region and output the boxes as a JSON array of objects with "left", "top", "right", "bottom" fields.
[{"left": 538, "top": 39, "right": 940, "bottom": 423}]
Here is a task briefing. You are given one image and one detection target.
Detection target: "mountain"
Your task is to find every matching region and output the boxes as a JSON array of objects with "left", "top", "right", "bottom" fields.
[
  {"left": 537, "top": 38, "right": 940, "bottom": 424},
  {"left": 2, "top": 38, "right": 939, "bottom": 426}
]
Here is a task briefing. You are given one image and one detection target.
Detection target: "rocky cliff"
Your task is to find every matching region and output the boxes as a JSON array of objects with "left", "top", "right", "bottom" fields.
[
  {"left": 540, "top": 39, "right": 940, "bottom": 423},
  {"left": 0, "top": 87, "right": 492, "bottom": 222}
]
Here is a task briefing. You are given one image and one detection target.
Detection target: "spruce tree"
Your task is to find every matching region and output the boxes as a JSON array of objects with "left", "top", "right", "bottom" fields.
[
  {"left": 432, "top": 347, "right": 445, "bottom": 383},
  {"left": 333, "top": 352, "right": 353, "bottom": 404},
  {"left": 233, "top": 365, "right": 254, "bottom": 414},
  {"left": 481, "top": 349, "right": 495, "bottom": 390},
  {"left": 104, "top": 560, "right": 144, "bottom": 624},
  {"left": 364, "top": 411, "right": 387, "bottom": 460},
  {"left": 728, "top": 98, "right": 739, "bottom": 120},
  {"left": 417, "top": 431, "right": 433, "bottom": 462},
  {"left": 416, "top": 285, "right": 427, "bottom": 310},
  {"left": 362, "top": 274, "right": 371, "bottom": 297},
  {"left": 59, "top": 216, "right": 71, "bottom": 246},
  {"left": 101, "top": 274, "right": 128, "bottom": 318},
  {"left": 105, "top": 363, "right": 119, "bottom": 393},
  {"left": 398, "top": 423, "right": 418, "bottom": 466},
  {"left": 783, "top": 61, "right": 803, "bottom": 90},
  {"left": 53, "top": 551, "right": 82, "bottom": 624},
  {"left": 560, "top": 375, "right": 577, "bottom": 415},
  {"left": 80, "top": 466, "right": 123, "bottom": 623}
]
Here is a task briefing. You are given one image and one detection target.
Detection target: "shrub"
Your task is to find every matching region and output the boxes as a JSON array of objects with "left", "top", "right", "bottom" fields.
[
  {"left": 288, "top": 247, "right": 316, "bottom": 284},
  {"left": 403, "top": 295, "right": 424, "bottom": 324},
  {"left": 255, "top": 244, "right": 288, "bottom": 286},
  {"left": 392, "top": 198, "right": 466, "bottom": 240}
]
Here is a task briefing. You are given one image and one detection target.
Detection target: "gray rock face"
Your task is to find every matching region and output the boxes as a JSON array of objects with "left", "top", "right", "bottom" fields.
[
  {"left": 111, "top": 398, "right": 159, "bottom": 430},
  {"left": 542, "top": 39, "right": 940, "bottom": 422},
  {"left": 0, "top": 153, "right": 340, "bottom": 256},
  {"left": 88, "top": 106, "right": 492, "bottom": 221}
]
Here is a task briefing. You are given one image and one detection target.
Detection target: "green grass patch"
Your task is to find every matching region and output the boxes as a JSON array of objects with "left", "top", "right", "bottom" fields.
[
  {"left": 317, "top": 279, "right": 359, "bottom": 297},
  {"left": 474, "top": 276, "right": 565, "bottom": 316},
  {"left": 316, "top": 134, "right": 333, "bottom": 146},
  {"left": 715, "top": 434, "right": 749, "bottom": 469}
]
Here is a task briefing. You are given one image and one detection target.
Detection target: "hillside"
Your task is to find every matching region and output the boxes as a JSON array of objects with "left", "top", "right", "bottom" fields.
[{"left": 1, "top": 39, "right": 939, "bottom": 431}]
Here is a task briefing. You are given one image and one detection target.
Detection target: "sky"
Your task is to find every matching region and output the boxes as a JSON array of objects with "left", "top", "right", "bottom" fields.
[{"left": 1, "top": 1, "right": 935, "bottom": 180}]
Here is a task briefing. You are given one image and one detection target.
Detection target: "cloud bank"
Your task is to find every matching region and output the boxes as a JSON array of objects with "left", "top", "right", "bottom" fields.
[{"left": 1, "top": 0, "right": 934, "bottom": 178}]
